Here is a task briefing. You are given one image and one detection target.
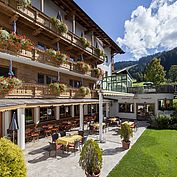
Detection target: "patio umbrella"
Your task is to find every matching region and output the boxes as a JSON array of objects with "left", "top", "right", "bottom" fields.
[
  {"left": 13, "top": 21, "right": 17, "bottom": 33},
  {"left": 9, "top": 112, "right": 19, "bottom": 143},
  {"left": 8, "top": 60, "right": 14, "bottom": 77},
  {"left": 57, "top": 11, "right": 62, "bottom": 21}
]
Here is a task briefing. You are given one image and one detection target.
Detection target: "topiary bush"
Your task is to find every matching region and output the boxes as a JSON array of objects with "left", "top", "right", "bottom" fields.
[
  {"left": 120, "top": 123, "right": 133, "bottom": 142},
  {"left": 0, "top": 138, "right": 27, "bottom": 177},
  {"left": 79, "top": 139, "right": 102, "bottom": 176}
]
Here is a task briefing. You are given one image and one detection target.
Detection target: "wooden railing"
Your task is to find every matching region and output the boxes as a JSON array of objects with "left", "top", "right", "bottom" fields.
[
  {"left": 127, "top": 85, "right": 175, "bottom": 94},
  {"left": 3, "top": 83, "right": 98, "bottom": 99},
  {"left": 0, "top": 46, "right": 99, "bottom": 78},
  {"left": 0, "top": 0, "right": 104, "bottom": 62}
]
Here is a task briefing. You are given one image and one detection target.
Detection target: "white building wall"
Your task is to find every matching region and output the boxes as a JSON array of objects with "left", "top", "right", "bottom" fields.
[
  {"left": 98, "top": 47, "right": 112, "bottom": 76},
  {"left": 108, "top": 93, "right": 174, "bottom": 120}
]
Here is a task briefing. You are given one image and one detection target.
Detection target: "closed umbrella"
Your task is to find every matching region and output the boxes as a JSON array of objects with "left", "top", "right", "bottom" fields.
[
  {"left": 9, "top": 112, "right": 19, "bottom": 143},
  {"left": 8, "top": 60, "right": 14, "bottom": 77}
]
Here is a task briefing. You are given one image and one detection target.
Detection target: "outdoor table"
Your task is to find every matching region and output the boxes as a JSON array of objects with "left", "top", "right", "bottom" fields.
[
  {"left": 108, "top": 118, "right": 117, "bottom": 123},
  {"left": 90, "top": 122, "right": 106, "bottom": 129},
  {"left": 122, "top": 121, "right": 135, "bottom": 127},
  {"left": 56, "top": 135, "right": 82, "bottom": 146}
]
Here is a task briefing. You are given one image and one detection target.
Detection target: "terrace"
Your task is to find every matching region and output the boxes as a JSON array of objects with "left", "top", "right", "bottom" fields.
[
  {"left": 127, "top": 85, "right": 175, "bottom": 94},
  {"left": 25, "top": 121, "right": 147, "bottom": 177}
]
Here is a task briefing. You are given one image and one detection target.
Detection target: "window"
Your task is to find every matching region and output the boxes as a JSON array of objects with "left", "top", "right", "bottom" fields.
[
  {"left": 46, "top": 75, "right": 57, "bottom": 84},
  {"left": 37, "top": 42, "right": 46, "bottom": 51},
  {"left": 0, "top": 66, "right": 16, "bottom": 77},
  {"left": 119, "top": 103, "right": 134, "bottom": 113},
  {"left": 158, "top": 99, "right": 173, "bottom": 111},
  {"left": 105, "top": 55, "right": 108, "bottom": 63},
  {"left": 70, "top": 80, "right": 82, "bottom": 88},
  {"left": 60, "top": 106, "right": 71, "bottom": 118},
  {"left": 40, "top": 107, "right": 55, "bottom": 121},
  {"left": 25, "top": 109, "right": 34, "bottom": 124},
  {"left": 38, "top": 73, "right": 57, "bottom": 84},
  {"left": 38, "top": 74, "right": 45, "bottom": 84}
]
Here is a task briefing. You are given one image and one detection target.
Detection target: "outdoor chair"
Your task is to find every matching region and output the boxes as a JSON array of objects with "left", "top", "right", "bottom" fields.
[
  {"left": 52, "top": 133, "right": 59, "bottom": 142},
  {"left": 67, "top": 140, "right": 81, "bottom": 155},
  {"left": 80, "top": 136, "right": 88, "bottom": 146},
  {"left": 31, "top": 131, "right": 39, "bottom": 142},
  {"left": 48, "top": 142, "right": 63, "bottom": 157},
  {"left": 25, "top": 128, "right": 32, "bottom": 142}
]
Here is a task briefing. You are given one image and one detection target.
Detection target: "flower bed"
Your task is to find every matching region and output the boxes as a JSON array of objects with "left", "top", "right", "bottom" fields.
[{"left": 0, "top": 76, "right": 22, "bottom": 95}]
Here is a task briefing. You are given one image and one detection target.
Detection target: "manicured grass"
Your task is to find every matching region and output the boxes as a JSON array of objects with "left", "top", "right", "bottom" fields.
[
  {"left": 133, "top": 82, "right": 144, "bottom": 87},
  {"left": 108, "top": 129, "right": 177, "bottom": 177}
]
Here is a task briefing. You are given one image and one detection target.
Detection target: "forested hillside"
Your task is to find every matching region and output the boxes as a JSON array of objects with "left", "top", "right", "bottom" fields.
[{"left": 115, "top": 47, "right": 177, "bottom": 82}]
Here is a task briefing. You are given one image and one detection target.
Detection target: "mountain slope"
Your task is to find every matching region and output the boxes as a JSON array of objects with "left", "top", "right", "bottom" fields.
[{"left": 115, "top": 47, "right": 177, "bottom": 82}]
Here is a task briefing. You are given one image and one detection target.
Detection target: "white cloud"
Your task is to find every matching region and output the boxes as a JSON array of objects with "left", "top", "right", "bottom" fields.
[{"left": 117, "top": 0, "right": 177, "bottom": 59}]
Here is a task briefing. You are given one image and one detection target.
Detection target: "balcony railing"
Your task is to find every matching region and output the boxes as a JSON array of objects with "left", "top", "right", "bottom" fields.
[
  {"left": 0, "top": 46, "right": 99, "bottom": 79},
  {"left": 1, "top": 83, "right": 98, "bottom": 99},
  {"left": 127, "top": 85, "right": 175, "bottom": 94},
  {"left": 0, "top": 0, "right": 104, "bottom": 62}
]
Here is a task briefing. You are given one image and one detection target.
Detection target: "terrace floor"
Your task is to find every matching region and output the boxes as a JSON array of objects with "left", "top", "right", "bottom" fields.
[{"left": 25, "top": 122, "right": 148, "bottom": 177}]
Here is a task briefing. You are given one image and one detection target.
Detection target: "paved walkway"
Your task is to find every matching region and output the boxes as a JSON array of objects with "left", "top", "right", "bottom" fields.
[{"left": 25, "top": 122, "right": 148, "bottom": 177}]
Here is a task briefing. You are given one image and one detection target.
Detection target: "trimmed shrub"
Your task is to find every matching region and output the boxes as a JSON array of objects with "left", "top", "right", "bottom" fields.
[{"left": 0, "top": 138, "right": 27, "bottom": 177}]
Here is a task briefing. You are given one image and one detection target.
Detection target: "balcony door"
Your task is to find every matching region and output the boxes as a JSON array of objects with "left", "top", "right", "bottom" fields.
[{"left": 136, "top": 103, "right": 155, "bottom": 121}]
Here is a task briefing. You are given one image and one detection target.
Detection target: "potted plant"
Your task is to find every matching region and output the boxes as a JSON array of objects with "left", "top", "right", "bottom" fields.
[
  {"left": 95, "top": 48, "right": 104, "bottom": 57},
  {"left": 79, "top": 139, "right": 102, "bottom": 177},
  {"left": 93, "top": 68, "right": 104, "bottom": 78},
  {"left": 56, "top": 52, "right": 67, "bottom": 65},
  {"left": 120, "top": 123, "right": 133, "bottom": 150},
  {"left": 77, "top": 61, "right": 91, "bottom": 73},
  {"left": 78, "top": 86, "right": 91, "bottom": 96},
  {"left": 80, "top": 37, "right": 91, "bottom": 49},
  {"left": 49, "top": 82, "right": 67, "bottom": 95},
  {"left": 51, "top": 17, "right": 68, "bottom": 35},
  {"left": 15, "top": 0, "right": 31, "bottom": 8},
  {"left": 0, "top": 76, "right": 22, "bottom": 96}
]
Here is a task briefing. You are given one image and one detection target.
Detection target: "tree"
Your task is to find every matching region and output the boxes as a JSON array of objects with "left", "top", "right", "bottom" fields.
[
  {"left": 0, "top": 138, "right": 27, "bottom": 177},
  {"left": 144, "top": 58, "right": 166, "bottom": 85},
  {"left": 168, "top": 65, "right": 177, "bottom": 83}
]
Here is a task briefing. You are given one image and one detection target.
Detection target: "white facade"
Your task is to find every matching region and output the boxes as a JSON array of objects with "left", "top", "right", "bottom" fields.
[
  {"left": 107, "top": 93, "right": 174, "bottom": 120},
  {"left": 98, "top": 47, "right": 112, "bottom": 76}
]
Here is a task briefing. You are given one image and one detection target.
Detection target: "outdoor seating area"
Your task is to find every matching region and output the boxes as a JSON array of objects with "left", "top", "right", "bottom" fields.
[{"left": 25, "top": 121, "right": 148, "bottom": 177}]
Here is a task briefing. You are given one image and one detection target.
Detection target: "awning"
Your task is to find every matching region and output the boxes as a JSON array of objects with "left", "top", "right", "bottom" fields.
[
  {"left": 0, "top": 98, "right": 110, "bottom": 112},
  {"left": 102, "top": 90, "right": 134, "bottom": 97}
]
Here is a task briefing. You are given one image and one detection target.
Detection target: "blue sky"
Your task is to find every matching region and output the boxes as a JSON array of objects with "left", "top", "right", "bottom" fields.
[
  {"left": 75, "top": 0, "right": 151, "bottom": 61},
  {"left": 75, "top": 0, "right": 177, "bottom": 62}
]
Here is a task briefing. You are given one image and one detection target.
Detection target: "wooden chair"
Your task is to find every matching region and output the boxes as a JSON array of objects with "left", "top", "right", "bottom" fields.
[
  {"left": 67, "top": 140, "right": 81, "bottom": 155},
  {"left": 48, "top": 142, "right": 63, "bottom": 157},
  {"left": 31, "top": 131, "right": 39, "bottom": 142}
]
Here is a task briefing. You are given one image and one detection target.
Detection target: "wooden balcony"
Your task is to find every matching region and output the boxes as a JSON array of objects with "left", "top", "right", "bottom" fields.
[
  {"left": 0, "top": 0, "right": 104, "bottom": 63},
  {"left": 0, "top": 46, "right": 99, "bottom": 79},
  {"left": 1, "top": 83, "right": 98, "bottom": 99}
]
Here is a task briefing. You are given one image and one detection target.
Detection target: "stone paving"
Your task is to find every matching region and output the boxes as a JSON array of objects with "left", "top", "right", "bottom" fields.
[{"left": 25, "top": 122, "right": 148, "bottom": 177}]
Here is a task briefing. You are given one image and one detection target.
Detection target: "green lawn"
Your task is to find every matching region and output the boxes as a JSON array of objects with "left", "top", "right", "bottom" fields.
[
  {"left": 132, "top": 82, "right": 144, "bottom": 87},
  {"left": 108, "top": 129, "right": 177, "bottom": 177}
]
